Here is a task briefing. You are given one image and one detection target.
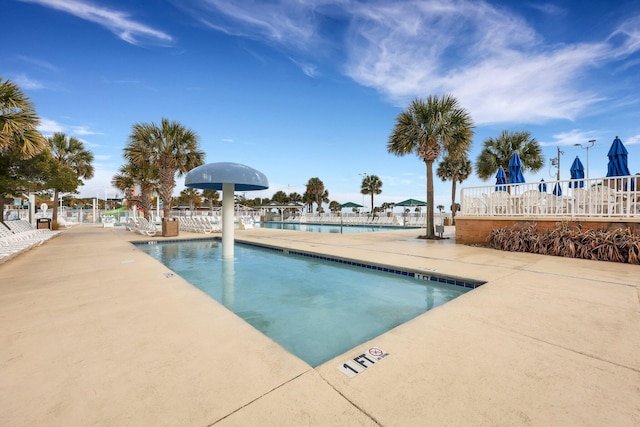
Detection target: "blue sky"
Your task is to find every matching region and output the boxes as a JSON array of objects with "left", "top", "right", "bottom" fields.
[{"left": 4, "top": 0, "right": 640, "bottom": 209}]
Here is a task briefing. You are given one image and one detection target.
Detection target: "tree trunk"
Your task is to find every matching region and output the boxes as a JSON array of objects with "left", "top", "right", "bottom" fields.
[
  {"left": 140, "top": 186, "right": 153, "bottom": 220},
  {"left": 451, "top": 180, "right": 457, "bottom": 226},
  {"left": 425, "top": 161, "right": 434, "bottom": 238},
  {"left": 52, "top": 190, "right": 59, "bottom": 223}
]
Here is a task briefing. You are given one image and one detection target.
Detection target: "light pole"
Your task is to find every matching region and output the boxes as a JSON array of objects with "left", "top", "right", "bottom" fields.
[
  {"left": 574, "top": 139, "right": 595, "bottom": 179},
  {"left": 358, "top": 173, "right": 367, "bottom": 210},
  {"left": 550, "top": 147, "right": 564, "bottom": 181}
]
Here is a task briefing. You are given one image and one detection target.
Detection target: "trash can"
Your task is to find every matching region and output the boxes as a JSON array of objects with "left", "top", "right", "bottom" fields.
[
  {"left": 162, "top": 217, "right": 179, "bottom": 237},
  {"left": 443, "top": 217, "right": 451, "bottom": 226},
  {"left": 37, "top": 218, "right": 51, "bottom": 230}
]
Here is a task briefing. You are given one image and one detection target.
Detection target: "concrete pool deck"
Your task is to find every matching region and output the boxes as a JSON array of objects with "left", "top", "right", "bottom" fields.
[{"left": 1, "top": 224, "right": 638, "bottom": 426}]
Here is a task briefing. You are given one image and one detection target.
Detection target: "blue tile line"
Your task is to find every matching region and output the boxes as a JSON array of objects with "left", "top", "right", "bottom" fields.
[{"left": 132, "top": 237, "right": 484, "bottom": 289}]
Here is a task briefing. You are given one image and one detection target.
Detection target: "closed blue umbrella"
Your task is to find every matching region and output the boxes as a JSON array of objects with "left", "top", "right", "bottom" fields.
[
  {"left": 553, "top": 182, "right": 562, "bottom": 196},
  {"left": 538, "top": 178, "right": 547, "bottom": 192},
  {"left": 606, "top": 136, "right": 630, "bottom": 177},
  {"left": 495, "top": 166, "right": 507, "bottom": 191},
  {"left": 508, "top": 152, "right": 525, "bottom": 184},
  {"left": 569, "top": 156, "right": 585, "bottom": 188},
  {"left": 606, "top": 136, "right": 634, "bottom": 190}
]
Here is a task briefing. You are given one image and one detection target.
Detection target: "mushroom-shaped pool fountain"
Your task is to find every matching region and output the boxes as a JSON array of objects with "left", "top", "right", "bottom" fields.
[{"left": 185, "top": 162, "right": 269, "bottom": 258}]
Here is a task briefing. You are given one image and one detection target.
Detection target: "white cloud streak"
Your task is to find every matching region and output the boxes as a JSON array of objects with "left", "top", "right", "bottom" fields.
[
  {"left": 19, "top": 0, "right": 173, "bottom": 46},
  {"left": 12, "top": 74, "right": 44, "bottom": 90},
  {"left": 540, "top": 129, "right": 599, "bottom": 147},
  {"left": 188, "top": 0, "right": 320, "bottom": 49},
  {"left": 38, "top": 118, "right": 98, "bottom": 138}
]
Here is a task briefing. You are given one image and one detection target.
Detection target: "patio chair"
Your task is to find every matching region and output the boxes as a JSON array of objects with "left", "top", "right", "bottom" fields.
[
  {"left": 571, "top": 188, "right": 589, "bottom": 214},
  {"left": 463, "top": 196, "right": 484, "bottom": 215},
  {"left": 520, "top": 190, "right": 544, "bottom": 215},
  {"left": 588, "top": 186, "right": 618, "bottom": 215},
  {"left": 490, "top": 192, "right": 511, "bottom": 215}
]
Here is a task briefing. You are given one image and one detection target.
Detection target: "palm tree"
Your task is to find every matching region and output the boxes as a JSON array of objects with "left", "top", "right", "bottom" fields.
[
  {"left": 288, "top": 192, "right": 302, "bottom": 203},
  {"left": 47, "top": 132, "right": 94, "bottom": 223},
  {"left": 388, "top": 95, "right": 474, "bottom": 238},
  {"left": 179, "top": 187, "right": 202, "bottom": 211},
  {"left": 305, "top": 177, "right": 329, "bottom": 213},
  {"left": 361, "top": 174, "right": 383, "bottom": 214},
  {"left": 120, "top": 133, "right": 161, "bottom": 220},
  {"left": 436, "top": 156, "right": 472, "bottom": 226},
  {"left": 111, "top": 167, "right": 135, "bottom": 206},
  {"left": 126, "top": 118, "right": 204, "bottom": 218},
  {"left": 476, "top": 130, "right": 544, "bottom": 183},
  {"left": 302, "top": 191, "right": 313, "bottom": 213},
  {"left": 202, "top": 189, "right": 219, "bottom": 211},
  {"left": 113, "top": 165, "right": 156, "bottom": 219},
  {"left": 0, "top": 78, "right": 46, "bottom": 158},
  {"left": 271, "top": 190, "right": 289, "bottom": 203}
]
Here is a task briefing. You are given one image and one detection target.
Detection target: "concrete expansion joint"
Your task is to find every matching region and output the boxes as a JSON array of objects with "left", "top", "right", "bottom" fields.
[
  {"left": 494, "top": 323, "right": 640, "bottom": 374},
  {"left": 206, "top": 370, "right": 310, "bottom": 426},
  {"left": 316, "top": 375, "right": 383, "bottom": 426}
]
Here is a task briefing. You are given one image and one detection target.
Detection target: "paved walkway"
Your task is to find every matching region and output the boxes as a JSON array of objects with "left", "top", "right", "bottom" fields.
[{"left": 1, "top": 224, "right": 638, "bottom": 426}]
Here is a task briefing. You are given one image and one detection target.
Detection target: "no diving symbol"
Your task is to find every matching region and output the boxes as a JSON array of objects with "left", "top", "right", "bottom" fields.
[{"left": 368, "top": 347, "right": 384, "bottom": 357}]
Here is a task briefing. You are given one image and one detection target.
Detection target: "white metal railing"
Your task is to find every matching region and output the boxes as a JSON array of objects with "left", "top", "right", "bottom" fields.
[
  {"left": 291, "top": 212, "right": 450, "bottom": 226},
  {"left": 460, "top": 175, "right": 640, "bottom": 219}
]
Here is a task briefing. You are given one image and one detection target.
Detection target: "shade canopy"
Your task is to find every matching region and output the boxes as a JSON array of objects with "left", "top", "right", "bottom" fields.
[
  {"left": 606, "top": 136, "right": 630, "bottom": 177},
  {"left": 339, "top": 202, "right": 363, "bottom": 208},
  {"left": 508, "top": 152, "right": 525, "bottom": 184},
  {"left": 185, "top": 162, "right": 269, "bottom": 191},
  {"left": 569, "top": 156, "right": 585, "bottom": 188},
  {"left": 396, "top": 198, "right": 426, "bottom": 206},
  {"left": 495, "top": 167, "right": 507, "bottom": 191}
]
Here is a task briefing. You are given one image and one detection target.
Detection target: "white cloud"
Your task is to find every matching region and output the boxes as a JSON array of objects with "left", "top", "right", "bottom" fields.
[
  {"left": 539, "top": 129, "right": 598, "bottom": 147},
  {"left": 13, "top": 74, "right": 44, "bottom": 90},
  {"left": 38, "top": 118, "right": 99, "bottom": 138},
  {"left": 70, "top": 125, "right": 98, "bottom": 136},
  {"left": 526, "top": 2, "right": 567, "bottom": 16},
  {"left": 609, "top": 15, "right": 640, "bottom": 58},
  {"left": 38, "top": 118, "right": 65, "bottom": 134},
  {"left": 186, "top": 0, "right": 320, "bottom": 49},
  {"left": 174, "top": 0, "right": 640, "bottom": 127},
  {"left": 289, "top": 57, "right": 319, "bottom": 78},
  {"left": 343, "top": 1, "right": 613, "bottom": 124},
  {"left": 19, "top": 0, "right": 173, "bottom": 46},
  {"left": 625, "top": 133, "right": 640, "bottom": 145},
  {"left": 17, "top": 56, "right": 59, "bottom": 72}
]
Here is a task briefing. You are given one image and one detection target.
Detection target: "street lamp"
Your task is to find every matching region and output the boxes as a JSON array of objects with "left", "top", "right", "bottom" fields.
[
  {"left": 574, "top": 139, "right": 595, "bottom": 179},
  {"left": 358, "top": 173, "right": 367, "bottom": 209}
]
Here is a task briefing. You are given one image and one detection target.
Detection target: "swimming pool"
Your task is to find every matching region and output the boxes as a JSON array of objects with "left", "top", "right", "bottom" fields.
[
  {"left": 258, "top": 221, "right": 419, "bottom": 233},
  {"left": 137, "top": 239, "right": 475, "bottom": 367}
]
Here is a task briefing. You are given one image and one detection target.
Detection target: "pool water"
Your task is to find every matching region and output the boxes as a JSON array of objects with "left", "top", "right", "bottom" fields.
[
  {"left": 137, "top": 239, "right": 471, "bottom": 367},
  {"left": 258, "top": 221, "right": 418, "bottom": 233}
]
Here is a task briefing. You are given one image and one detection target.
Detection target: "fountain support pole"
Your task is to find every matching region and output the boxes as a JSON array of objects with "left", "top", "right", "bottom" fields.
[{"left": 222, "top": 182, "right": 235, "bottom": 259}]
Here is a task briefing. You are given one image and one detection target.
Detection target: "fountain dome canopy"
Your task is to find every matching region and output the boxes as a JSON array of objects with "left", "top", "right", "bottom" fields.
[{"left": 185, "top": 162, "right": 269, "bottom": 191}]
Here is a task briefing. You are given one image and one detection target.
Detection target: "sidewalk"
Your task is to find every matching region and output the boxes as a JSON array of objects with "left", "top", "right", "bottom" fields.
[{"left": 1, "top": 224, "right": 638, "bottom": 426}]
